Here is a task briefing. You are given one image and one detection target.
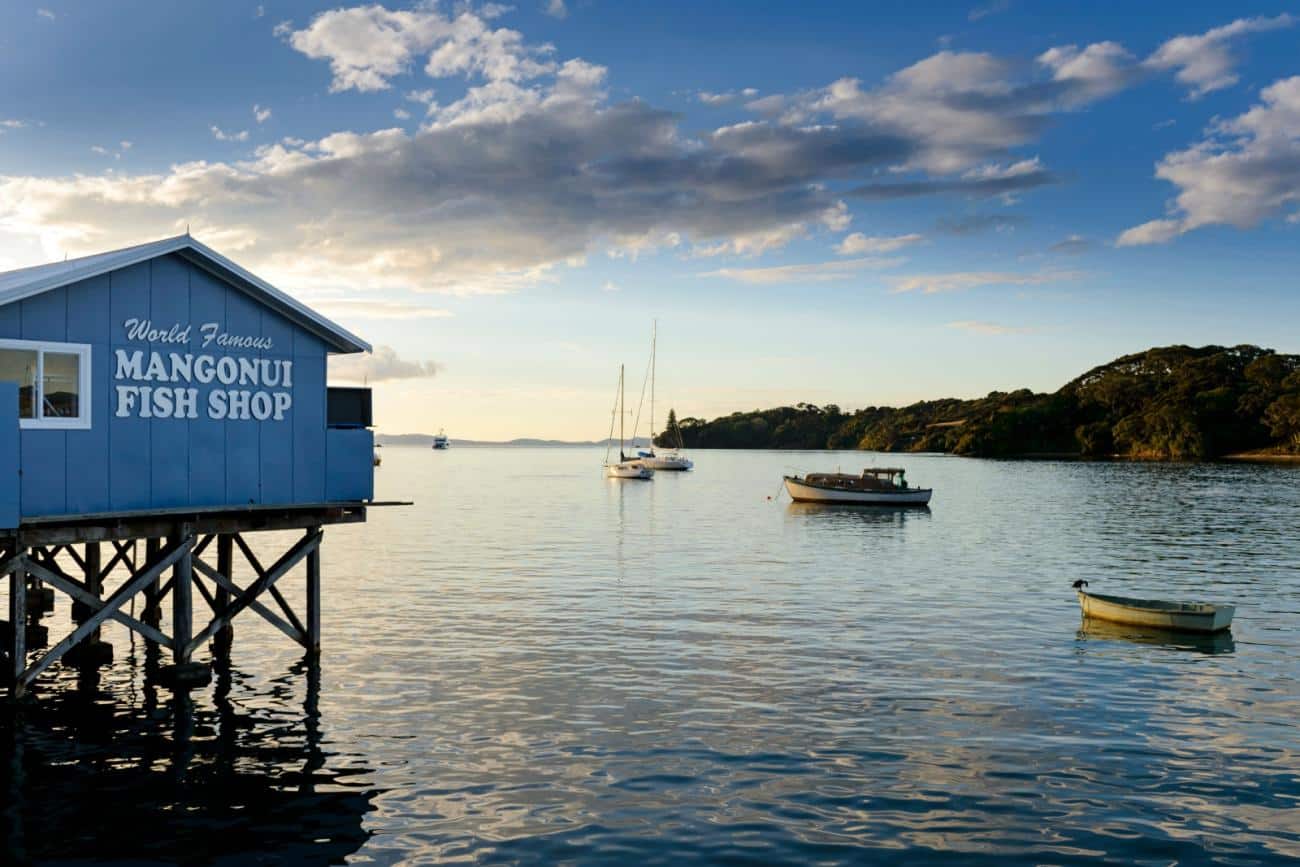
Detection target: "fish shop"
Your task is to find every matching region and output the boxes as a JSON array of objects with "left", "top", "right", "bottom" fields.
[{"left": 0, "top": 235, "right": 380, "bottom": 698}]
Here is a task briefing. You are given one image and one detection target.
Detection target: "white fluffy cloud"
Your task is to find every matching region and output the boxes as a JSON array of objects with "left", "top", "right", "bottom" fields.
[
  {"left": 329, "top": 345, "right": 442, "bottom": 383},
  {"left": 1118, "top": 76, "right": 1300, "bottom": 246},
  {"left": 1146, "top": 15, "right": 1294, "bottom": 99},
  {"left": 284, "top": 5, "right": 555, "bottom": 92},
  {"left": 835, "top": 232, "right": 923, "bottom": 255}
]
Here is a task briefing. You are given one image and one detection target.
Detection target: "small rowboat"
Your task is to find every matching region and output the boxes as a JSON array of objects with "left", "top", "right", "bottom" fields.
[{"left": 1074, "top": 581, "right": 1234, "bottom": 634}]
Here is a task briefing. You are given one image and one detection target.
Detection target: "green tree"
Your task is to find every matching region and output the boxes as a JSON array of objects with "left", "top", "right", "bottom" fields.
[{"left": 657, "top": 408, "right": 682, "bottom": 447}]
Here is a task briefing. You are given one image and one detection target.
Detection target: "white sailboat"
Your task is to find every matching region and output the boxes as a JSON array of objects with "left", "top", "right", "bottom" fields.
[
  {"left": 637, "top": 320, "right": 694, "bottom": 471},
  {"left": 605, "top": 364, "right": 653, "bottom": 480}
]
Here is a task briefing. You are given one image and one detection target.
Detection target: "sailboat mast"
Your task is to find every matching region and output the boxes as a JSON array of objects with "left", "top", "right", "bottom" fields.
[
  {"left": 650, "top": 320, "right": 656, "bottom": 448},
  {"left": 619, "top": 363, "right": 626, "bottom": 461}
]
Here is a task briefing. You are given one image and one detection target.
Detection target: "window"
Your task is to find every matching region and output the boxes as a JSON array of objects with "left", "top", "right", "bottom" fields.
[{"left": 0, "top": 339, "right": 92, "bottom": 429}]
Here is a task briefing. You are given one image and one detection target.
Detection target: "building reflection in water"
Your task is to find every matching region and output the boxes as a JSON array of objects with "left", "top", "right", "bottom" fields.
[{"left": 1, "top": 648, "right": 380, "bottom": 865}]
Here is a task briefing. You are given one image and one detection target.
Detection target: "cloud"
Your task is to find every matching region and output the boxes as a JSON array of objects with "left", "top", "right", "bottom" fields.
[
  {"left": 329, "top": 345, "right": 442, "bottom": 383},
  {"left": 968, "top": 0, "right": 1009, "bottom": 22},
  {"left": 210, "top": 125, "right": 250, "bottom": 142},
  {"left": 0, "top": 120, "right": 28, "bottom": 132},
  {"left": 601, "top": 280, "right": 619, "bottom": 292},
  {"left": 253, "top": 104, "right": 272, "bottom": 124},
  {"left": 255, "top": 5, "right": 264, "bottom": 19},
  {"left": 284, "top": 4, "right": 555, "bottom": 92},
  {"left": 37, "top": 8, "right": 55, "bottom": 20},
  {"left": 1048, "top": 234, "right": 1091, "bottom": 254},
  {"left": 704, "top": 257, "right": 904, "bottom": 285},
  {"left": 853, "top": 158, "right": 1055, "bottom": 200},
  {"left": 544, "top": 0, "right": 567, "bottom": 20},
  {"left": 1146, "top": 14, "right": 1294, "bottom": 99},
  {"left": 697, "top": 91, "right": 736, "bottom": 106},
  {"left": 1117, "top": 76, "right": 1300, "bottom": 245},
  {"left": 936, "top": 213, "right": 1027, "bottom": 235},
  {"left": 835, "top": 232, "right": 923, "bottom": 255},
  {"left": 807, "top": 49, "right": 1133, "bottom": 176},
  {"left": 947, "top": 320, "right": 1032, "bottom": 335},
  {"left": 90, "top": 146, "right": 109, "bottom": 156},
  {"left": 393, "top": 107, "right": 411, "bottom": 119},
  {"left": 304, "top": 299, "right": 454, "bottom": 320},
  {"left": 890, "top": 270, "right": 1079, "bottom": 294},
  {"left": 1037, "top": 41, "right": 1139, "bottom": 105}
]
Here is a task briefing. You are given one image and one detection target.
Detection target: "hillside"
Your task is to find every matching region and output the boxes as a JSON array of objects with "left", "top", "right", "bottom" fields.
[{"left": 666, "top": 345, "right": 1300, "bottom": 460}]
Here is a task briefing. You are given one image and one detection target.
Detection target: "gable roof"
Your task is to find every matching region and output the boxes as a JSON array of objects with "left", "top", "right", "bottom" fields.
[{"left": 0, "top": 235, "right": 371, "bottom": 354}]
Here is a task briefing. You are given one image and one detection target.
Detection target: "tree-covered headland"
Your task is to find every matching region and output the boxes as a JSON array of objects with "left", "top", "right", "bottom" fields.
[{"left": 659, "top": 345, "right": 1300, "bottom": 460}]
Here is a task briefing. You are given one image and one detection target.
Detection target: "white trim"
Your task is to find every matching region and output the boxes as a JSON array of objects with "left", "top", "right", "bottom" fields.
[{"left": 0, "top": 338, "right": 93, "bottom": 430}]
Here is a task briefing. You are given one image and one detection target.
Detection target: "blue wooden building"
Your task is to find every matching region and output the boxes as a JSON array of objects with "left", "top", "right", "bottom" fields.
[{"left": 0, "top": 235, "right": 382, "bottom": 697}]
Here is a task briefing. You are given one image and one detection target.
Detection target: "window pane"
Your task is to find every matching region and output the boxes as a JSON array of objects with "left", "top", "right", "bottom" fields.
[
  {"left": 0, "top": 348, "right": 37, "bottom": 418},
  {"left": 42, "top": 352, "right": 80, "bottom": 419}
]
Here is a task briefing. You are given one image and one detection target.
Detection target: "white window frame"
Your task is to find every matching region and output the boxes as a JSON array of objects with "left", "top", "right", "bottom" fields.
[{"left": 0, "top": 338, "right": 93, "bottom": 431}]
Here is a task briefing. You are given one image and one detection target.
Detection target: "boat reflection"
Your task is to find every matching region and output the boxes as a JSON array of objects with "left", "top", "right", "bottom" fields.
[
  {"left": 1076, "top": 617, "right": 1236, "bottom": 655},
  {"left": 786, "top": 501, "right": 932, "bottom": 525},
  {"left": 1, "top": 654, "right": 379, "bottom": 865}
]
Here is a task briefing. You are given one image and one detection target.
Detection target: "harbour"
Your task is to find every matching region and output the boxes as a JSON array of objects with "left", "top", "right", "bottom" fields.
[{"left": 3, "top": 446, "right": 1298, "bottom": 864}]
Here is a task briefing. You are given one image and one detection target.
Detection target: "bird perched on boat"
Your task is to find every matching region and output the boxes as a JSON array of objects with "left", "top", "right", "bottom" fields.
[{"left": 1072, "top": 579, "right": 1089, "bottom": 589}]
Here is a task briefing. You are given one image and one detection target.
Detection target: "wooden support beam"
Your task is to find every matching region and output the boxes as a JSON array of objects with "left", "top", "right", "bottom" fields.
[
  {"left": 231, "top": 534, "right": 306, "bottom": 637},
  {"left": 83, "top": 543, "right": 102, "bottom": 642},
  {"left": 143, "top": 538, "right": 162, "bottom": 627},
  {"left": 8, "top": 558, "right": 25, "bottom": 696},
  {"left": 215, "top": 535, "right": 233, "bottom": 650},
  {"left": 172, "top": 528, "right": 193, "bottom": 665},
  {"left": 192, "top": 559, "right": 305, "bottom": 646},
  {"left": 186, "top": 530, "right": 321, "bottom": 658},
  {"left": 17, "top": 538, "right": 191, "bottom": 688},
  {"left": 306, "top": 528, "right": 322, "bottom": 654},
  {"left": 98, "top": 541, "right": 135, "bottom": 583},
  {"left": 22, "top": 559, "right": 173, "bottom": 649}
]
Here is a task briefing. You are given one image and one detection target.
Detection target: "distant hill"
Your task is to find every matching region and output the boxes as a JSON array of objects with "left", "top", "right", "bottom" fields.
[
  {"left": 670, "top": 345, "right": 1300, "bottom": 460},
  {"left": 376, "top": 434, "right": 653, "bottom": 448}
]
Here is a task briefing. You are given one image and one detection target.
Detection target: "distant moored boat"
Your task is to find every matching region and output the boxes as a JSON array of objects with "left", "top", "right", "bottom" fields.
[
  {"left": 432, "top": 429, "right": 449, "bottom": 450},
  {"left": 783, "top": 468, "right": 931, "bottom": 505}
]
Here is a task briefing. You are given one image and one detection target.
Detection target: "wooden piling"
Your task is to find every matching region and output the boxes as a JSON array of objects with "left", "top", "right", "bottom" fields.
[
  {"left": 8, "top": 559, "right": 26, "bottom": 697},
  {"left": 172, "top": 528, "right": 192, "bottom": 665},
  {"left": 215, "top": 534, "right": 233, "bottom": 653},
  {"left": 306, "top": 527, "right": 321, "bottom": 654},
  {"left": 143, "top": 537, "right": 162, "bottom": 628}
]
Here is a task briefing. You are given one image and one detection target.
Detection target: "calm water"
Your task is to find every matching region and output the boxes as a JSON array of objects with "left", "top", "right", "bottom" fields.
[{"left": 3, "top": 448, "right": 1298, "bottom": 865}]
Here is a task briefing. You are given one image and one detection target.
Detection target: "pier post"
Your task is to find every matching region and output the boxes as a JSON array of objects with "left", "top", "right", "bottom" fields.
[
  {"left": 84, "top": 542, "right": 101, "bottom": 636},
  {"left": 143, "top": 537, "right": 162, "bottom": 628},
  {"left": 8, "top": 559, "right": 26, "bottom": 697},
  {"left": 172, "top": 529, "right": 193, "bottom": 665},
  {"left": 215, "top": 534, "right": 233, "bottom": 654},
  {"left": 306, "top": 527, "right": 321, "bottom": 654}
]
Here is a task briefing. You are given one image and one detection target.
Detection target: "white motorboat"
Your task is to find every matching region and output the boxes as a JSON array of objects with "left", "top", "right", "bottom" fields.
[
  {"left": 604, "top": 364, "right": 653, "bottom": 480},
  {"left": 635, "top": 320, "right": 693, "bottom": 471},
  {"left": 783, "top": 468, "right": 932, "bottom": 505},
  {"left": 432, "top": 429, "right": 449, "bottom": 449},
  {"left": 1073, "top": 580, "right": 1235, "bottom": 634}
]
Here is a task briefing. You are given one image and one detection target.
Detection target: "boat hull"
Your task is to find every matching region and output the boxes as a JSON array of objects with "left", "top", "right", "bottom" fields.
[
  {"left": 783, "top": 476, "right": 932, "bottom": 505},
  {"left": 606, "top": 462, "right": 653, "bottom": 479},
  {"left": 641, "top": 455, "right": 693, "bottom": 471},
  {"left": 1077, "top": 591, "right": 1234, "bottom": 634}
]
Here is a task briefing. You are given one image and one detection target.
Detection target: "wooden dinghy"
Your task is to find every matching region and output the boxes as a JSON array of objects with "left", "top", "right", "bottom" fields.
[{"left": 1072, "top": 580, "right": 1234, "bottom": 634}]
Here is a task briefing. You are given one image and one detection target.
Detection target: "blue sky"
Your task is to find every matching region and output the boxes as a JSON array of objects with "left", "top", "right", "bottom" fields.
[{"left": 0, "top": 1, "right": 1297, "bottom": 439}]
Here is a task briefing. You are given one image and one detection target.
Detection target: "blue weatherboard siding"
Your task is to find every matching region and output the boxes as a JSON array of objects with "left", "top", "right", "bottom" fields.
[{"left": 0, "top": 251, "right": 368, "bottom": 522}]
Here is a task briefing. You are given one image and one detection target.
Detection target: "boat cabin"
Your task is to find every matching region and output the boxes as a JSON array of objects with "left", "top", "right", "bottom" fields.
[
  {"left": 803, "top": 468, "right": 911, "bottom": 491},
  {"left": 0, "top": 235, "right": 376, "bottom": 529}
]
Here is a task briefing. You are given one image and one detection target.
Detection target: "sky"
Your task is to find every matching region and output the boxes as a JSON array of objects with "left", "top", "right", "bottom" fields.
[{"left": 0, "top": 1, "right": 1298, "bottom": 440}]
